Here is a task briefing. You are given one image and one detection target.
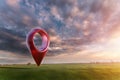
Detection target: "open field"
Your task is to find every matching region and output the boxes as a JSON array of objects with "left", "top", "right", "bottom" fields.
[{"left": 0, "top": 63, "right": 120, "bottom": 80}]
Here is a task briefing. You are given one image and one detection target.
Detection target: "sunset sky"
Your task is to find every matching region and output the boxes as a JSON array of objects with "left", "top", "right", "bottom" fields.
[{"left": 0, "top": 0, "right": 120, "bottom": 64}]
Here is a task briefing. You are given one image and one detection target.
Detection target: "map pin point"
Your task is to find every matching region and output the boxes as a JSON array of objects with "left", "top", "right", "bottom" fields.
[{"left": 26, "top": 28, "right": 50, "bottom": 66}]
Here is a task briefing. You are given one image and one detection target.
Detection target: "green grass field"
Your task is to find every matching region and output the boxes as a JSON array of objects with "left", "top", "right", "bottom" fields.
[{"left": 0, "top": 63, "right": 120, "bottom": 80}]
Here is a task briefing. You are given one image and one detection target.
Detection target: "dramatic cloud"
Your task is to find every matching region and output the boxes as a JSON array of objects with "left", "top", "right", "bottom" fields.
[{"left": 0, "top": 0, "right": 120, "bottom": 64}]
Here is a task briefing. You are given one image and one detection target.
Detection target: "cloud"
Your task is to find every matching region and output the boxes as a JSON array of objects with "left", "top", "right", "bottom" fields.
[
  {"left": 6, "top": 0, "right": 20, "bottom": 7},
  {"left": 0, "top": 28, "right": 28, "bottom": 55},
  {"left": 0, "top": 0, "right": 120, "bottom": 64}
]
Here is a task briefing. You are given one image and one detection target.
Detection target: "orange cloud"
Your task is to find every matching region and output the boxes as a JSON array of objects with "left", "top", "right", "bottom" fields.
[{"left": 6, "top": 0, "right": 20, "bottom": 7}]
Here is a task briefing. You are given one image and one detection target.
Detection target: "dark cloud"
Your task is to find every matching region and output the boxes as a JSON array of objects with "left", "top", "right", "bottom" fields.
[{"left": 0, "top": 27, "right": 28, "bottom": 55}]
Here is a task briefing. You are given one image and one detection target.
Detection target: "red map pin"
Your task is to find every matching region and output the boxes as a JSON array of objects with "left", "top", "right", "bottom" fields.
[{"left": 26, "top": 28, "right": 50, "bottom": 66}]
